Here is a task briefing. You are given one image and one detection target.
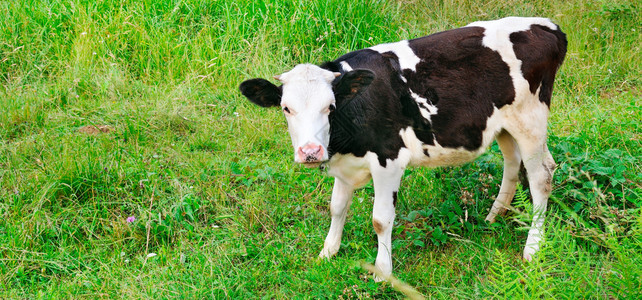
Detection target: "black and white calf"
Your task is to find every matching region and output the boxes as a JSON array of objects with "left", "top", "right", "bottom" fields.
[{"left": 240, "top": 17, "right": 567, "bottom": 280}]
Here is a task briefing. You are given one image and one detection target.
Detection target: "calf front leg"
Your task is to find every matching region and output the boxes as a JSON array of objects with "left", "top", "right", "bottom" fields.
[
  {"left": 319, "top": 178, "right": 355, "bottom": 258},
  {"left": 371, "top": 163, "right": 405, "bottom": 281}
]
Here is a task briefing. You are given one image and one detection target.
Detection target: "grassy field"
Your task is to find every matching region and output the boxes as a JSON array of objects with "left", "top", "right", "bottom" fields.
[{"left": 1, "top": 0, "right": 640, "bottom": 298}]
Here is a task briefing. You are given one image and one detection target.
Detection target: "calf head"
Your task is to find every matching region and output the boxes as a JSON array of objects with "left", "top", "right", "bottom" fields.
[{"left": 240, "top": 64, "right": 374, "bottom": 167}]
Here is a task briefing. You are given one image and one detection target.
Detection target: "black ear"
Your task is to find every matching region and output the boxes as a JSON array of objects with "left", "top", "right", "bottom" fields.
[
  {"left": 334, "top": 69, "right": 375, "bottom": 101},
  {"left": 239, "top": 78, "right": 282, "bottom": 107}
]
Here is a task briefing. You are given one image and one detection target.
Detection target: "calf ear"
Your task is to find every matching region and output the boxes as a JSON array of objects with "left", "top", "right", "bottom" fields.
[
  {"left": 239, "top": 78, "right": 282, "bottom": 107},
  {"left": 334, "top": 69, "right": 375, "bottom": 101}
]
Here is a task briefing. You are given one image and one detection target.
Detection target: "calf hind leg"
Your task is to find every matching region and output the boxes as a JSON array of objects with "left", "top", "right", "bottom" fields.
[
  {"left": 486, "top": 130, "right": 522, "bottom": 223},
  {"left": 516, "top": 139, "right": 556, "bottom": 261}
]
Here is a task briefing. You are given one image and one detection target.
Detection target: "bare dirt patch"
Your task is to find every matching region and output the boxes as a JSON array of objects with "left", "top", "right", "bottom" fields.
[{"left": 78, "top": 125, "right": 115, "bottom": 135}]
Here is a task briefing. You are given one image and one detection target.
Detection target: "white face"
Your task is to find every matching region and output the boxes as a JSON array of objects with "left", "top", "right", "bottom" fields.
[{"left": 275, "top": 64, "right": 339, "bottom": 166}]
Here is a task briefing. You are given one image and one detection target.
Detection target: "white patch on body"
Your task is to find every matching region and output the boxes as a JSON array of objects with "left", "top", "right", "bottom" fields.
[
  {"left": 369, "top": 40, "right": 421, "bottom": 71},
  {"left": 326, "top": 153, "right": 372, "bottom": 188},
  {"left": 466, "top": 16, "right": 557, "bottom": 32},
  {"left": 339, "top": 61, "right": 353, "bottom": 72},
  {"left": 409, "top": 90, "right": 438, "bottom": 123}
]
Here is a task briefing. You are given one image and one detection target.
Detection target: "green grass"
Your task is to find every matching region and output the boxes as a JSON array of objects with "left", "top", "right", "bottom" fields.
[{"left": 1, "top": 0, "right": 640, "bottom": 298}]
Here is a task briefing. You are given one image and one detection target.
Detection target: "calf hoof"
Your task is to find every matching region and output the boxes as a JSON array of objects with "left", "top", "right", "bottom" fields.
[
  {"left": 484, "top": 213, "right": 497, "bottom": 224},
  {"left": 318, "top": 247, "right": 338, "bottom": 259},
  {"left": 485, "top": 207, "right": 509, "bottom": 224},
  {"left": 373, "top": 262, "right": 392, "bottom": 283},
  {"left": 523, "top": 246, "right": 538, "bottom": 262}
]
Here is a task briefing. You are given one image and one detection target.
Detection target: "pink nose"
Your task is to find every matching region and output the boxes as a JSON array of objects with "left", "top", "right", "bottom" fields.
[{"left": 297, "top": 143, "right": 324, "bottom": 163}]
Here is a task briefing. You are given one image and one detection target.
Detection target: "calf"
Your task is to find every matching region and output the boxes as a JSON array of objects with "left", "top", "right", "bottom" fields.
[{"left": 239, "top": 17, "right": 567, "bottom": 280}]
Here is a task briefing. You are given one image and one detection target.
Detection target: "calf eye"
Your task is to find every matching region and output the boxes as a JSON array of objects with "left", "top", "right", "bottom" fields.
[
  {"left": 283, "top": 106, "right": 291, "bottom": 114},
  {"left": 328, "top": 104, "right": 336, "bottom": 112}
]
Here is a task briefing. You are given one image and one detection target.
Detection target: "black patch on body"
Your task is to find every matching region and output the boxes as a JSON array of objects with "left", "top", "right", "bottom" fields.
[
  {"left": 407, "top": 27, "right": 515, "bottom": 150},
  {"left": 320, "top": 22, "right": 566, "bottom": 166},
  {"left": 510, "top": 25, "right": 568, "bottom": 107},
  {"left": 392, "top": 191, "right": 398, "bottom": 207},
  {"left": 325, "top": 49, "right": 410, "bottom": 167}
]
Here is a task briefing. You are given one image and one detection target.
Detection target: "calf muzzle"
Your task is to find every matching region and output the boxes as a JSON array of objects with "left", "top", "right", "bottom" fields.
[{"left": 297, "top": 143, "right": 324, "bottom": 163}]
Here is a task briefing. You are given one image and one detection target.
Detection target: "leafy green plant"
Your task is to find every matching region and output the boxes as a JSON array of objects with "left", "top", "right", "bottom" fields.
[{"left": 172, "top": 193, "right": 201, "bottom": 229}]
